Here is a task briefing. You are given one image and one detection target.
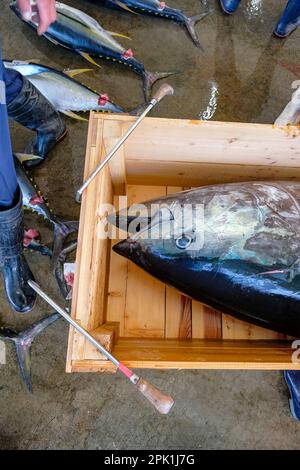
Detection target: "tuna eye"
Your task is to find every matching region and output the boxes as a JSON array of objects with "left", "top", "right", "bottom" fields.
[{"left": 175, "top": 235, "right": 192, "bottom": 250}]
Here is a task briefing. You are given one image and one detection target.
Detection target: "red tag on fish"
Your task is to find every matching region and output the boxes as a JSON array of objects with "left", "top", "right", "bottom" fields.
[
  {"left": 158, "top": 2, "right": 166, "bottom": 10},
  {"left": 65, "top": 272, "right": 75, "bottom": 287},
  {"left": 25, "top": 228, "right": 40, "bottom": 240},
  {"left": 29, "top": 195, "right": 44, "bottom": 205},
  {"left": 122, "top": 48, "right": 133, "bottom": 60},
  {"left": 23, "top": 228, "right": 40, "bottom": 247},
  {"left": 98, "top": 94, "right": 109, "bottom": 106}
]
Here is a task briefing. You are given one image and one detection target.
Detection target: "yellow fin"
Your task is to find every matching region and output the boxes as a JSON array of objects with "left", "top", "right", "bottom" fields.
[
  {"left": 15, "top": 153, "right": 43, "bottom": 163},
  {"left": 116, "top": 1, "right": 139, "bottom": 14},
  {"left": 77, "top": 51, "right": 101, "bottom": 68},
  {"left": 61, "top": 110, "right": 88, "bottom": 121},
  {"left": 64, "top": 68, "right": 93, "bottom": 77},
  {"left": 108, "top": 31, "right": 131, "bottom": 40}
]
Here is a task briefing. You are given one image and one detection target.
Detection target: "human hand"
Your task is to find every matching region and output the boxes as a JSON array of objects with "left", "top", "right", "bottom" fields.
[{"left": 17, "top": 0, "right": 56, "bottom": 35}]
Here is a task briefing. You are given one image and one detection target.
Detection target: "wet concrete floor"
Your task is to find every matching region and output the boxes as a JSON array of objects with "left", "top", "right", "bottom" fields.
[{"left": 0, "top": 0, "right": 300, "bottom": 449}]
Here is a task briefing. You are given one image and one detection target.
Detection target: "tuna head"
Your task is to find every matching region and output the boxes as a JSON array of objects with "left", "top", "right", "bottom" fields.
[
  {"left": 112, "top": 182, "right": 300, "bottom": 269},
  {"left": 110, "top": 182, "right": 300, "bottom": 336}
]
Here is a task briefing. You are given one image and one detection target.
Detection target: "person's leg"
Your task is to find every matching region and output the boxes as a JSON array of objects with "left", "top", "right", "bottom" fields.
[
  {"left": 5, "top": 68, "right": 67, "bottom": 170},
  {"left": 274, "top": 0, "right": 300, "bottom": 38},
  {"left": 0, "top": 55, "right": 36, "bottom": 313},
  {"left": 219, "top": 0, "right": 241, "bottom": 15},
  {"left": 0, "top": 68, "right": 19, "bottom": 208}
]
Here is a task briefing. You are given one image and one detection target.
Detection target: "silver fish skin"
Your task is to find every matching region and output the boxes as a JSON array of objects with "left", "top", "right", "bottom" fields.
[
  {"left": 111, "top": 182, "right": 300, "bottom": 337},
  {"left": 4, "top": 61, "right": 124, "bottom": 115}
]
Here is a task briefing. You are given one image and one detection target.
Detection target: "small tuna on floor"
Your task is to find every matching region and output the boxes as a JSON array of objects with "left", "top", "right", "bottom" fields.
[
  {"left": 4, "top": 60, "right": 125, "bottom": 120},
  {"left": 14, "top": 156, "right": 78, "bottom": 275},
  {"left": 96, "top": 0, "right": 210, "bottom": 50},
  {"left": 10, "top": 1, "right": 175, "bottom": 100}
]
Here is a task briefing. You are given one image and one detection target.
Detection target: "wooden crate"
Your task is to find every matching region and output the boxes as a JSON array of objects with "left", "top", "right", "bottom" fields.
[{"left": 66, "top": 114, "right": 300, "bottom": 373}]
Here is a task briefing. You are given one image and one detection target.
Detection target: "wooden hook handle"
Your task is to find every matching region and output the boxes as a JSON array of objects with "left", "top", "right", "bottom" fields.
[
  {"left": 152, "top": 83, "right": 174, "bottom": 104},
  {"left": 136, "top": 378, "right": 174, "bottom": 415}
]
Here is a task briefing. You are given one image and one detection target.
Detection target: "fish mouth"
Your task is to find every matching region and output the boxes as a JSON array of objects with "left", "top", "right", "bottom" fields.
[{"left": 113, "top": 238, "right": 137, "bottom": 258}]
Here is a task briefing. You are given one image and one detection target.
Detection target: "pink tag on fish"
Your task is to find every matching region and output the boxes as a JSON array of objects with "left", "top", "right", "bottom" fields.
[
  {"left": 23, "top": 228, "right": 40, "bottom": 247},
  {"left": 158, "top": 2, "right": 166, "bottom": 10},
  {"left": 29, "top": 195, "right": 44, "bottom": 205},
  {"left": 98, "top": 94, "right": 109, "bottom": 106},
  {"left": 122, "top": 48, "right": 133, "bottom": 60}
]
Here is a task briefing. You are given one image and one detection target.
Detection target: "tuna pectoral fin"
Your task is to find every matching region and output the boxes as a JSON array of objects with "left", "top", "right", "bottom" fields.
[
  {"left": 184, "top": 11, "right": 210, "bottom": 51},
  {"left": 108, "top": 31, "right": 131, "bottom": 40},
  {"left": 51, "top": 221, "right": 79, "bottom": 273},
  {"left": 77, "top": 51, "right": 102, "bottom": 68},
  {"left": 61, "top": 110, "right": 88, "bottom": 121},
  {"left": 143, "top": 71, "right": 177, "bottom": 102}
]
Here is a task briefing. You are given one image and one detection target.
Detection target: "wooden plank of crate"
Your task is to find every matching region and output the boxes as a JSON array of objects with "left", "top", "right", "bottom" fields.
[
  {"left": 67, "top": 113, "right": 101, "bottom": 369},
  {"left": 124, "top": 185, "right": 167, "bottom": 338},
  {"left": 192, "top": 302, "right": 223, "bottom": 339},
  {"left": 84, "top": 322, "right": 120, "bottom": 360},
  {"left": 106, "top": 194, "right": 129, "bottom": 337},
  {"left": 67, "top": 115, "right": 114, "bottom": 367},
  {"left": 69, "top": 339, "right": 300, "bottom": 372},
  {"left": 126, "top": 160, "right": 300, "bottom": 188},
  {"left": 121, "top": 117, "right": 300, "bottom": 166},
  {"left": 103, "top": 120, "right": 127, "bottom": 195},
  {"left": 222, "top": 315, "right": 287, "bottom": 340}
]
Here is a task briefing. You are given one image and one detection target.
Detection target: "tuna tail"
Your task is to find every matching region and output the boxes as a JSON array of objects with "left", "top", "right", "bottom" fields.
[
  {"left": 51, "top": 220, "right": 79, "bottom": 272},
  {"left": 54, "top": 240, "right": 77, "bottom": 300},
  {"left": 0, "top": 313, "right": 61, "bottom": 392},
  {"left": 143, "top": 71, "right": 177, "bottom": 102},
  {"left": 184, "top": 11, "right": 210, "bottom": 51}
]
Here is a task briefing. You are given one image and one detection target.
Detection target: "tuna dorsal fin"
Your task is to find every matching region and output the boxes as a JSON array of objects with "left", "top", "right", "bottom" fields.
[
  {"left": 77, "top": 51, "right": 101, "bottom": 68},
  {"left": 64, "top": 68, "right": 93, "bottom": 78},
  {"left": 107, "top": 31, "right": 131, "bottom": 40},
  {"left": 61, "top": 110, "right": 88, "bottom": 121},
  {"left": 115, "top": 1, "right": 139, "bottom": 14}
]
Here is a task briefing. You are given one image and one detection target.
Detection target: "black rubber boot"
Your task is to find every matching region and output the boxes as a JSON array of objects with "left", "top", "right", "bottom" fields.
[
  {"left": 7, "top": 77, "right": 67, "bottom": 170},
  {"left": 0, "top": 190, "right": 36, "bottom": 313}
]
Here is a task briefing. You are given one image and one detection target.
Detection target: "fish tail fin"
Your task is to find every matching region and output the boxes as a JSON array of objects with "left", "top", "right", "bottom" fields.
[
  {"left": 143, "top": 71, "right": 177, "bottom": 102},
  {"left": 51, "top": 220, "right": 79, "bottom": 272},
  {"left": 184, "top": 11, "right": 211, "bottom": 51},
  {"left": 0, "top": 314, "right": 60, "bottom": 392},
  {"left": 129, "top": 102, "right": 148, "bottom": 116}
]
